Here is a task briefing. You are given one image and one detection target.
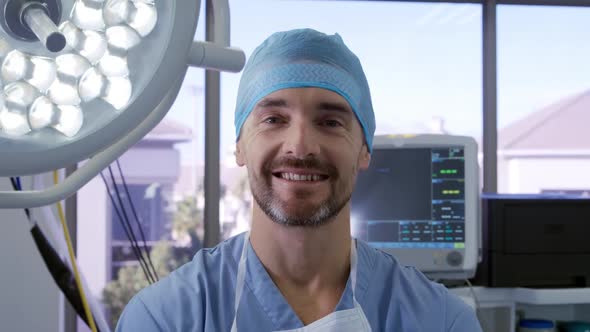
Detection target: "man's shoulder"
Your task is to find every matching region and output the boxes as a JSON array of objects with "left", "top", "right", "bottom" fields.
[
  {"left": 174, "top": 232, "right": 244, "bottom": 282},
  {"left": 123, "top": 235, "right": 244, "bottom": 315},
  {"left": 139, "top": 233, "right": 244, "bottom": 302},
  {"left": 116, "top": 234, "right": 245, "bottom": 330}
]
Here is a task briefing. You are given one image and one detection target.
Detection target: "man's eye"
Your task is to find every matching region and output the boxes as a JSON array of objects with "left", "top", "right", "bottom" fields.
[
  {"left": 323, "top": 119, "right": 343, "bottom": 127},
  {"left": 263, "top": 117, "right": 281, "bottom": 124}
]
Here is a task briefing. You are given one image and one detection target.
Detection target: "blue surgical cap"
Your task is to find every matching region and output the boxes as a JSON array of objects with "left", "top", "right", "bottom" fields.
[{"left": 234, "top": 28, "right": 376, "bottom": 151}]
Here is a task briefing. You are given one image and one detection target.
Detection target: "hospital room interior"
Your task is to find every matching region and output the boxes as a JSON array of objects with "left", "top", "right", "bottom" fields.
[{"left": 1, "top": 0, "right": 589, "bottom": 331}]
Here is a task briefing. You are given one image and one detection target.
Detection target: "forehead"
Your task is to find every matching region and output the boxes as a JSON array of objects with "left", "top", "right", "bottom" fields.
[{"left": 253, "top": 87, "right": 353, "bottom": 114}]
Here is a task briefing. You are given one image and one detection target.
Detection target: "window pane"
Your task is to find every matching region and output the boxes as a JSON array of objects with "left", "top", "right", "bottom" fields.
[
  {"left": 220, "top": 0, "right": 482, "bottom": 240},
  {"left": 497, "top": 5, "right": 590, "bottom": 194}
]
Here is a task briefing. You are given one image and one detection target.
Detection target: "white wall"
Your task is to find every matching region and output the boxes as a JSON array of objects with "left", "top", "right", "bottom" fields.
[
  {"left": 78, "top": 176, "right": 109, "bottom": 303},
  {"left": 497, "top": 156, "right": 510, "bottom": 193},
  {"left": 0, "top": 179, "right": 61, "bottom": 331},
  {"left": 499, "top": 157, "right": 590, "bottom": 193}
]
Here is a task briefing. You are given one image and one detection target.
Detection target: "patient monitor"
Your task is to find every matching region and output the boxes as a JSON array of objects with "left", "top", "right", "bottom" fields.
[{"left": 351, "top": 134, "right": 480, "bottom": 279}]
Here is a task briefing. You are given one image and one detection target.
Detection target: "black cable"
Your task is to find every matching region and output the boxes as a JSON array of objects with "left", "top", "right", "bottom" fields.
[
  {"left": 8, "top": 178, "right": 98, "bottom": 330},
  {"left": 10, "top": 177, "right": 31, "bottom": 220},
  {"left": 106, "top": 166, "right": 157, "bottom": 284},
  {"left": 30, "top": 224, "right": 99, "bottom": 331},
  {"left": 99, "top": 171, "right": 155, "bottom": 284},
  {"left": 101, "top": 170, "right": 154, "bottom": 284},
  {"left": 115, "top": 159, "right": 159, "bottom": 281}
]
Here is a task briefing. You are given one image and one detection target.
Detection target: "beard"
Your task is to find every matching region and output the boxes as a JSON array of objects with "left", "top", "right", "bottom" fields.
[{"left": 249, "top": 155, "right": 353, "bottom": 227}]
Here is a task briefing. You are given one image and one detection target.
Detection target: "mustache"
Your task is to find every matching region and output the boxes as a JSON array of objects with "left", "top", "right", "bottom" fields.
[{"left": 266, "top": 156, "right": 337, "bottom": 176}]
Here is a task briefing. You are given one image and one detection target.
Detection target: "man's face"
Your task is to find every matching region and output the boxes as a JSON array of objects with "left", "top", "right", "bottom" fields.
[{"left": 236, "top": 87, "right": 371, "bottom": 227}]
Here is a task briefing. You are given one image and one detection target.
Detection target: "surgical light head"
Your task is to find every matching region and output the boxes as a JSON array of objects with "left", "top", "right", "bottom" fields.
[
  {"left": 0, "top": 0, "right": 246, "bottom": 209},
  {"left": 234, "top": 28, "right": 376, "bottom": 151}
]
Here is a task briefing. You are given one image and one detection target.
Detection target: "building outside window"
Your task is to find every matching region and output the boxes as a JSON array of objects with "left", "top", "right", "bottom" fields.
[{"left": 497, "top": 5, "right": 590, "bottom": 194}]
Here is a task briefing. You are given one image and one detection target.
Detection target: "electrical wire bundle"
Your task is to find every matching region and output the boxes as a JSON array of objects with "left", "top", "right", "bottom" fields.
[
  {"left": 99, "top": 160, "right": 159, "bottom": 284},
  {"left": 10, "top": 175, "right": 103, "bottom": 332},
  {"left": 9, "top": 159, "right": 160, "bottom": 331}
]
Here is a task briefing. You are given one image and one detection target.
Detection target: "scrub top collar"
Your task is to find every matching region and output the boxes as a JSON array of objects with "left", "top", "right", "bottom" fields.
[{"left": 236, "top": 233, "right": 373, "bottom": 330}]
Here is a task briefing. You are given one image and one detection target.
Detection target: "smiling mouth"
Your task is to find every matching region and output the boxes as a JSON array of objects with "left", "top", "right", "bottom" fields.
[{"left": 272, "top": 172, "right": 330, "bottom": 182}]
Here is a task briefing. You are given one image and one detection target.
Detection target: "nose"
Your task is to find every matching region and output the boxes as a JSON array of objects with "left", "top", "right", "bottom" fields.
[{"left": 281, "top": 119, "right": 320, "bottom": 158}]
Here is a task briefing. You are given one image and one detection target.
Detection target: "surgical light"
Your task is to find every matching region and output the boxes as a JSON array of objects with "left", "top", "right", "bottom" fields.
[{"left": 0, "top": 0, "right": 246, "bottom": 208}]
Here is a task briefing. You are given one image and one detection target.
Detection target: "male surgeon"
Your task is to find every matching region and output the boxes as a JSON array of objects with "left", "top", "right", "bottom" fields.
[{"left": 116, "top": 28, "right": 482, "bottom": 331}]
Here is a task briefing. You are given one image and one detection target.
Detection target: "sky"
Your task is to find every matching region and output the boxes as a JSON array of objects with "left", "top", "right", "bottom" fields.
[{"left": 163, "top": 0, "right": 590, "bottom": 166}]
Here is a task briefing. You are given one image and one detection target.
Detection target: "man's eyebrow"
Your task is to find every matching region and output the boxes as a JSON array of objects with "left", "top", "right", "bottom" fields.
[
  {"left": 256, "top": 98, "right": 288, "bottom": 109},
  {"left": 318, "top": 101, "right": 352, "bottom": 114}
]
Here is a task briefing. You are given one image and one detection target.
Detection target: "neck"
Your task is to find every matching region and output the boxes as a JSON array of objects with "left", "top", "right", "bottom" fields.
[{"left": 250, "top": 203, "right": 352, "bottom": 291}]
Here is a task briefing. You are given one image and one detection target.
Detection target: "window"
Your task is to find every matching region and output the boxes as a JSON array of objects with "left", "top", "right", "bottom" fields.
[
  {"left": 497, "top": 5, "right": 590, "bottom": 194},
  {"left": 219, "top": 0, "right": 483, "bottom": 240},
  {"left": 111, "top": 184, "right": 163, "bottom": 242},
  {"left": 110, "top": 183, "right": 164, "bottom": 279}
]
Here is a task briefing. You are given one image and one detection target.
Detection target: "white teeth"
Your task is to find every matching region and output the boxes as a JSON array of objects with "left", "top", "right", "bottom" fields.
[{"left": 280, "top": 173, "right": 323, "bottom": 182}]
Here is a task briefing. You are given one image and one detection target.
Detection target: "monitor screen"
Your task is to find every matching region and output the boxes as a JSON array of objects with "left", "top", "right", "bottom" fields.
[
  {"left": 350, "top": 134, "right": 479, "bottom": 279},
  {"left": 351, "top": 147, "right": 466, "bottom": 250}
]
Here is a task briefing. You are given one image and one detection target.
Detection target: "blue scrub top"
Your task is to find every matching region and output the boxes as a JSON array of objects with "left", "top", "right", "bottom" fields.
[{"left": 116, "top": 233, "right": 481, "bottom": 331}]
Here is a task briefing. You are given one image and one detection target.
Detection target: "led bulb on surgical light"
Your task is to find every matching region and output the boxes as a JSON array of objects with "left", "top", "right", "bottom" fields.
[
  {"left": 103, "top": 76, "right": 132, "bottom": 110},
  {"left": 99, "top": 48, "right": 129, "bottom": 77},
  {"left": 80, "top": 31, "right": 108, "bottom": 64},
  {"left": 60, "top": 21, "right": 82, "bottom": 48},
  {"left": 0, "top": 82, "right": 39, "bottom": 136},
  {"left": 29, "top": 96, "right": 56, "bottom": 129},
  {"left": 103, "top": 0, "right": 157, "bottom": 36},
  {"left": 79, "top": 67, "right": 106, "bottom": 101},
  {"left": 1, "top": 52, "right": 57, "bottom": 91},
  {"left": 106, "top": 26, "right": 141, "bottom": 50},
  {"left": 27, "top": 57, "right": 57, "bottom": 91},
  {"left": 0, "top": 108, "right": 30, "bottom": 136},
  {"left": 60, "top": 22, "right": 107, "bottom": 64},
  {"left": 29, "top": 96, "right": 83, "bottom": 137},
  {"left": 5, "top": 82, "right": 39, "bottom": 106},
  {"left": 47, "top": 54, "right": 91, "bottom": 105},
  {"left": 78, "top": 68, "right": 131, "bottom": 110},
  {"left": 1, "top": 50, "right": 27, "bottom": 82},
  {"left": 103, "top": 0, "right": 132, "bottom": 26},
  {"left": 48, "top": 79, "right": 81, "bottom": 105},
  {"left": 53, "top": 105, "right": 83, "bottom": 137},
  {"left": 57, "top": 54, "right": 91, "bottom": 77},
  {"left": 71, "top": 0, "right": 106, "bottom": 31},
  {"left": 128, "top": 2, "right": 157, "bottom": 36}
]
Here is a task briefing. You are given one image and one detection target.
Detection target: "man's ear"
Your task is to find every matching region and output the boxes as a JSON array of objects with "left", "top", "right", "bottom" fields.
[
  {"left": 235, "top": 141, "right": 246, "bottom": 167},
  {"left": 358, "top": 144, "right": 371, "bottom": 171}
]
